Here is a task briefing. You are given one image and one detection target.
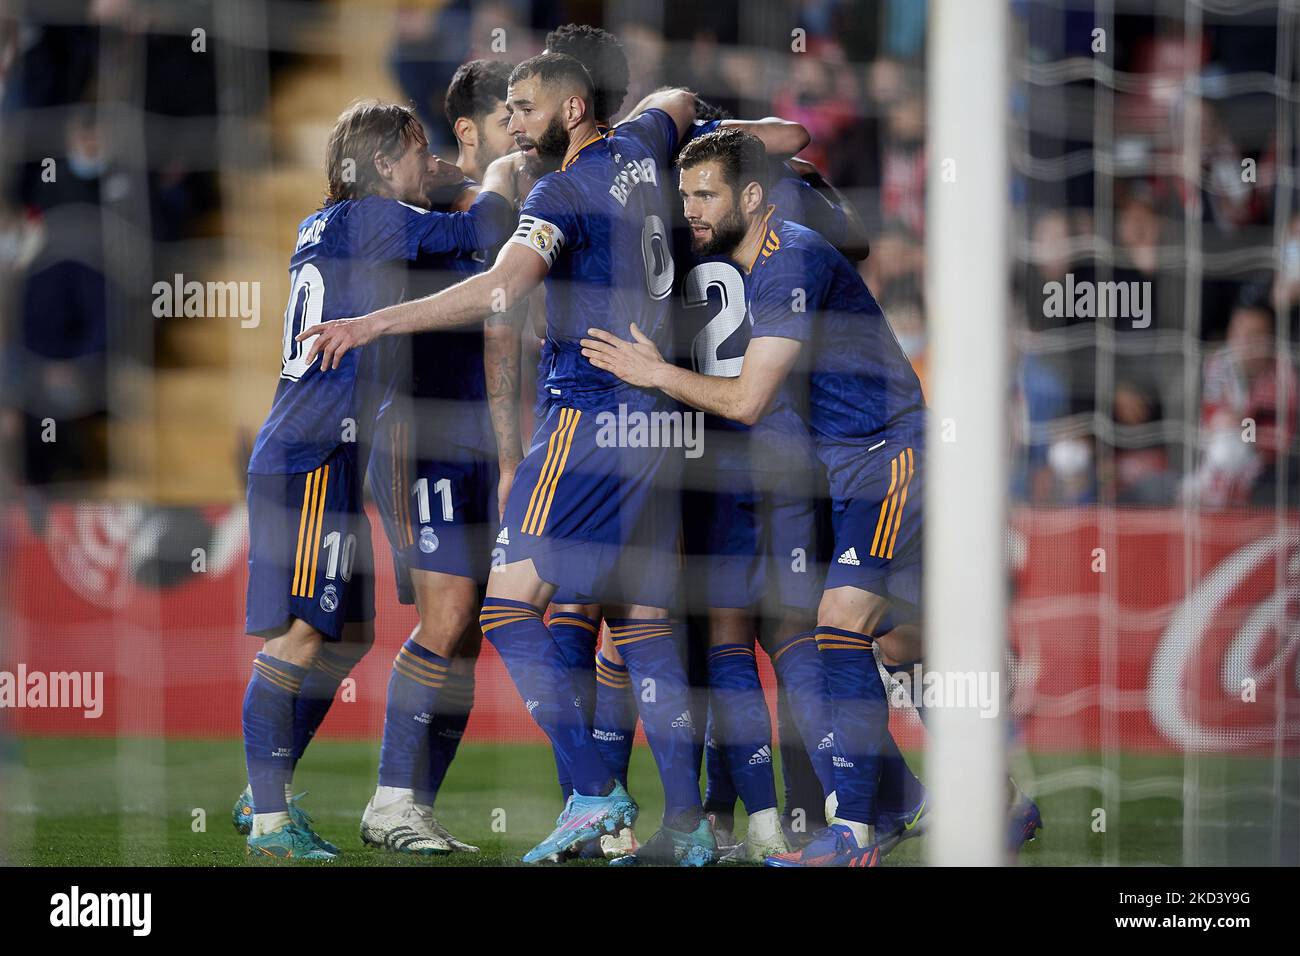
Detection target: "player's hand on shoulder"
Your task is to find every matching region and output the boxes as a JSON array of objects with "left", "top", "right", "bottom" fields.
[
  {"left": 297, "top": 315, "right": 377, "bottom": 371},
  {"left": 581, "top": 323, "right": 667, "bottom": 389}
]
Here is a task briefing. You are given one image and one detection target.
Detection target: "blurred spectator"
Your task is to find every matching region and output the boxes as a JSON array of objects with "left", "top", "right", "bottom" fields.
[
  {"left": 0, "top": 22, "right": 97, "bottom": 114},
  {"left": 881, "top": 0, "right": 925, "bottom": 60},
  {"left": 616, "top": 20, "right": 667, "bottom": 118},
  {"left": 1012, "top": 348, "right": 1071, "bottom": 504},
  {"left": 1184, "top": 97, "right": 1273, "bottom": 235},
  {"left": 861, "top": 223, "right": 923, "bottom": 304},
  {"left": 1115, "top": 182, "right": 1160, "bottom": 281},
  {"left": 795, "top": 0, "right": 842, "bottom": 41},
  {"left": 1183, "top": 299, "right": 1297, "bottom": 507},
  {"left": 1024, "top": 208, "right": 1093, "bottom": 332},
  {"left": 1271, "top": 210, "right": 1300, "bottom": 341},
  {"left": 17, "top": 105, "right": 133, "bottom": 213},
  {"left": 771, "top": 39, "right": 859, "bottom": 176},
  {"left": 390, "top": 1, "right": 528, "bottom": 153},
  {"left": 875, "top": 74, "right": 925, "bottom": 237},
  {"left": 1108, "top": 380, "right": 1175, "bottom": 504},
  {"left": 2, "top": 246, "right": 110, "bottom": 486},
  {"left": 669, "top": 29, "right": 741, "bottom": 122}
]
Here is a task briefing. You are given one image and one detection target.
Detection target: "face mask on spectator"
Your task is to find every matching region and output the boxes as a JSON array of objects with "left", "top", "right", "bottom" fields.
[
  {"left": 1205, "top": 426, "right": 1255, "bottom": 471},
  {"left": 68, "top": 148, "right": 108, "bottom": 180},
  {"left": 1048, "top": 437, "right": 1092, "bottom": 480}
]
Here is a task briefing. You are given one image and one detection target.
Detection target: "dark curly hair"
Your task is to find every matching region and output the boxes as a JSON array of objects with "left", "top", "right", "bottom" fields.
[
  {"left": 545, "top": 24, "right": 629, "bottom": 123},
  {"left": 444, "top": 59, "right": 513, "bottom": 129}
]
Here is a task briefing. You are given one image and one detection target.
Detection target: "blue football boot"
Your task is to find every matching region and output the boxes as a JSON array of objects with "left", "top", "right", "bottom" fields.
[
  {"left": 607, "top": 819, "right": 718, "bottom": 867},
  {"left": 764, "top": 823, "right": 882, "bottom": 868}
]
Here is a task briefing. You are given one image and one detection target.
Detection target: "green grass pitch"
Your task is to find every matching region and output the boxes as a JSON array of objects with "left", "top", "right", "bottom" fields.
[{"left": 1, "top": 737, "right": 1287, "bottom": 866}]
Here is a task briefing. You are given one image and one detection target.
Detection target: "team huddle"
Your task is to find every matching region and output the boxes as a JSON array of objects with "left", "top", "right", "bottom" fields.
[{"left": 235, "top": 24, "right": 1041, "bottom": 867}]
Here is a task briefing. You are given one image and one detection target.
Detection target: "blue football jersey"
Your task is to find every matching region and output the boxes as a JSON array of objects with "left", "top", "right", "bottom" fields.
[
  {"left": 509, "top": 109, "right": 679, "bottom": 413},
  {"left": 745, "top": 210, "right": 926, "bottom": 497},
  {"left": 405, "top": 179, "right": 508, "bottom": 456},
  {"left": 671, "top": 129, "right": 850, "bottom": 471},
  {"left": 248, "top": 190, "right": 514, "bottom": 475}
]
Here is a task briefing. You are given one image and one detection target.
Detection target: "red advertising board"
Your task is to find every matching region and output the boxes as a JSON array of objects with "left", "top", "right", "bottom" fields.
[{"left": 1, "top": 503, "right": 1295, "bottom": 754}]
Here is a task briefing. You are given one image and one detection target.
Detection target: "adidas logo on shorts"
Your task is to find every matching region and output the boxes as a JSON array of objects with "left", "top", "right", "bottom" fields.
[
  {"left": 496, "top": 527, "right": 510, "bottom": 545},
  {"left": 749, "top": 745, "right": 772, "bottom": 766},
  {"left": 838, "top": 547, "right": 861, "bottom": 566},
  {"left": 817, "top": 733, "right": 835, "bottom": 751}
]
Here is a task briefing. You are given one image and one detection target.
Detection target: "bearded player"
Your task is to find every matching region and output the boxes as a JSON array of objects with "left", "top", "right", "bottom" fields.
[
  {"left": 582, "top": 128, "right": 928, "bottom": 867},
  {"left": 300, "top": 55, "right": 721, "bottom": 865}
]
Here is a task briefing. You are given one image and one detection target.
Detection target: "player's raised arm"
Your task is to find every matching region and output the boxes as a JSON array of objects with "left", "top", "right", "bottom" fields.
[
  {"left": 299, "top": 243, "right": 548, "bottom": 370},
  {"left": 402, "top": 152, "right": 522, "bottom": 257},
  {"left": 621, "top": 87, "right": 697, "bottom": 144},
  {"left": 478, "top": 150, "right": 527, "bottom": 207},
  {"left": 581, "top": 324, "right": 801, "bottom": 427},
  {"left": 625, "top": 88, "right": 808, "bottom": 158},
  {"left": 719, "top": 117, "right": 810, "bottom": 159}
]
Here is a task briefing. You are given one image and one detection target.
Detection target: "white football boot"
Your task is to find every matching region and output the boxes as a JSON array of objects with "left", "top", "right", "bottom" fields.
[
  {"left": 430, "top": 816, "right": 480, "bottom": 853},
  {"left": 360, "top": 792, "right": 452, "bottom": 856}
]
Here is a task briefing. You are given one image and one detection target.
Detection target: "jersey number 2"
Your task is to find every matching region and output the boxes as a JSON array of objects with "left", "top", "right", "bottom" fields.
[{"left": 685, "top": 260, "right": 747, "bottom": 377}]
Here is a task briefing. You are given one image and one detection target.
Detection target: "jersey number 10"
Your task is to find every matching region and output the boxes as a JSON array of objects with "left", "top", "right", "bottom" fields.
[{"left": 281, "top": 262, "right": 326, "bottom": 381}]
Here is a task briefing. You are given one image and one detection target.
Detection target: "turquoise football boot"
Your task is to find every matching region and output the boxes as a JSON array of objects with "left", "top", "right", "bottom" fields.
[
  {"left": 246, "top": 822, "right": 338, "bottom": 861},
  {"left": 521, "top": 782, "right": 638, "bottom": 864},
  {"left": 232, "top": 786, "right": 254, "bottom": 834},
  {"left": 232, "top": 786, "right": 340, "bottom": 855}
]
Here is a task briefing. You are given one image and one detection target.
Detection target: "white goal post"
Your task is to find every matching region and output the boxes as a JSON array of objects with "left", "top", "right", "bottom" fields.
[{"left": 924, "top": 0, "right": 1010, "bottom": 866}]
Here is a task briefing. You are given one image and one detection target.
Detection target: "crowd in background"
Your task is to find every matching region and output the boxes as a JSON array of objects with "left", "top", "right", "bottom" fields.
[{"left": 0, "top": 0, "right": 1295, "bottom": 509}]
